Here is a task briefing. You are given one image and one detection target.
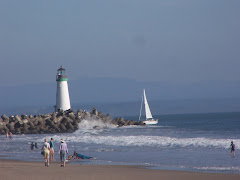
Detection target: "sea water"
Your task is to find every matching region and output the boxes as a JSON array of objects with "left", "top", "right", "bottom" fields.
[{"left": 0, "top": 112, "right": 240, "bottom": 174}]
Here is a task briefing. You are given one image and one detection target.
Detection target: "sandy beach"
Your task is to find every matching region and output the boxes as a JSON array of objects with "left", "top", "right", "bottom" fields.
[{"left": 0, "top": 159, "right": 239, "bottom": 180}]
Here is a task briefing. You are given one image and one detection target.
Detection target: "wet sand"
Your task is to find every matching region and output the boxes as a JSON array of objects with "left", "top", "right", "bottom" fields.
[{"left": 0, "top": 159, "right": 240, "bottom": 180}]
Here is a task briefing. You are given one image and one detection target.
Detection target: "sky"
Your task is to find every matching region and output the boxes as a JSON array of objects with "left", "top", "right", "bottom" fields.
[{"left": 0, "top": 0, "right": 240, "bottom": 109}]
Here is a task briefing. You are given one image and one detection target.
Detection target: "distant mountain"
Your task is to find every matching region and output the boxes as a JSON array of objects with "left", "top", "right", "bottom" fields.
[
  {"left": 1, "top": 98, "right": 240, "bottom": 117},
  {"left": 1, "top": 77, "right": 240, "bottom": 116},
  {"left": 71, "top": 98, "right": 240, "bottom": 117}
]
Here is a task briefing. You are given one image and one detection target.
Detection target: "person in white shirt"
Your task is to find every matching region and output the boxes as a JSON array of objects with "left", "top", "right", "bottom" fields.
[{"left": 42, "top": 138, "right": 50, "bottom": 167}]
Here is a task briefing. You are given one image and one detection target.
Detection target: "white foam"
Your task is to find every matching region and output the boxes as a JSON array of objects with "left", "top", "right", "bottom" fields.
[
  {"left": 194, "top": 166, "right": 240, "bottom": 172},
  {"left": 5, "top": 121, "right": 239, "bottom": 150},
  {"left": 50, "top": 134, "right": 240, "bottom": 150},
  {"left": 78, "top": 119, "right": 117, "bottom": 130}
]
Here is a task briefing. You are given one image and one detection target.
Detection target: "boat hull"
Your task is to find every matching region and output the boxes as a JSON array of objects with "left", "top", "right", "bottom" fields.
[{"left": 143, "top": 119, "right": 158, "bottom": 125}]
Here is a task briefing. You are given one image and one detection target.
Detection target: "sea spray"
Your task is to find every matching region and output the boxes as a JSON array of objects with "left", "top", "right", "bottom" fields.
[{"left": 78, "top": 119, "right": 117, "bottom": 130}]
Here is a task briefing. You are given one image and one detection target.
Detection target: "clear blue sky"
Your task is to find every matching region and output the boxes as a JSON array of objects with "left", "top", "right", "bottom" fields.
[
  {"left": 0, "top": 0, "right": 240, "bottom": 105},
  {"left": 1, "top": 0, "right": 240, "bottom": 115},
  {"left": 0, "top": 0, "right": 239, "bottom": 87}
]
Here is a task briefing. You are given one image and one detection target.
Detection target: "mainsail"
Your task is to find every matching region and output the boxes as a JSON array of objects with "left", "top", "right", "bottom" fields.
[{"left": 143, "top": 89, "right": 153, "bottom": 119}]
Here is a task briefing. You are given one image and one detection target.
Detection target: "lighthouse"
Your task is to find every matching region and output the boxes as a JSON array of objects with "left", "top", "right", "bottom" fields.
[{"left": 55, "top": 66, "right": 71, "bottom": 112}]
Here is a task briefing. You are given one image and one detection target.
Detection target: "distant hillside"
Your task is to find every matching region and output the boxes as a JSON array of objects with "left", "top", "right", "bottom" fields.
[
  {"left": 1, "top": 98, "right": 240, "bottom": 117},
  {"left": 1, "top": 77, "right": 240, "bottom": 116},
  {"left": 1, "top": 77, "right": 240, "bottom": 108},
  {"left": 72, "top": 98, "right": 240, "bottom": 117}
]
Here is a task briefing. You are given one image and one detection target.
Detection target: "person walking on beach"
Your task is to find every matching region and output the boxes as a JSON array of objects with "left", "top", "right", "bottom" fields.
[
  {"left": 230, "top": 141, "right": 235, "bottom": 157},
  {"left": 59, "top": 139, "right": 68, "bottom": 167},
  {"left": 49, "top": 138, "right": 55, "bottom": 161},
  {"left": 42, "top": 139, "right": 50, "bottom": 167}
]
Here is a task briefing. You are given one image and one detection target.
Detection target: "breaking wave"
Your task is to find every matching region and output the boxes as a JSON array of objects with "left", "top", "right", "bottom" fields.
[
  {"left": 194, "top": 166, "right": 240, "bottom": 172},
  {"left": 78, "top": 119, "right": 117, "bottom": 130},
  {"left": 51, "top": 134, "right": 240, "bottom": 150},
  {"left": 9, "top": 120, "right": 240, "bottom": 150}
]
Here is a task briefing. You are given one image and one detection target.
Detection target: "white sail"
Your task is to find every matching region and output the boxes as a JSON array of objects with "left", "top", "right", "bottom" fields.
[{"left": 143, "top": 89, "right": 153, "bottom": 119}]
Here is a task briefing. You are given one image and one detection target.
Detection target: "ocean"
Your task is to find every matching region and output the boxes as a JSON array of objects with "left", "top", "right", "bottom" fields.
[{"left": 1, "top": 112, "right": 240, "bottom": 174}]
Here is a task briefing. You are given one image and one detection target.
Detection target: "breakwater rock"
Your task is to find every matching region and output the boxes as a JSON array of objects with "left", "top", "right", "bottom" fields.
[{"left": 0, "top": 108, "right": 145, "bottom": 134}]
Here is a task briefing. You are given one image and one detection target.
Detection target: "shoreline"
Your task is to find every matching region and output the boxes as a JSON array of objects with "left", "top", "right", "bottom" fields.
[
  {"left": 1, "top": 156, "right": 240, "bottom": 175},
  {"left": 1, "top": 159, "right": 240, "bottom": 180}
]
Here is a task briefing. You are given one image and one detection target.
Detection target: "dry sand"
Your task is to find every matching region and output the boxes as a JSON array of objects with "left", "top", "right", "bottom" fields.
[{"left": 0, "top": 159, "right": 240, "bottom": 180}]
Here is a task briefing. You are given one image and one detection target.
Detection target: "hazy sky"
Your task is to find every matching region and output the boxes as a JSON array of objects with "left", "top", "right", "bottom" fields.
[{"left": 0, "top": 0, "right": 240, "bottom": 87}]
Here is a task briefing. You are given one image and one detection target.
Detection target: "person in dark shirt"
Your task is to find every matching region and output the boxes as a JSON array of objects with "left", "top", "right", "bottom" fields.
[
  {"left": 35, "top": 143, "right": 38, "bottom": 149},
  {"left": 230, "top": 141, "right": 235, "bottom": 157},
  {"left": 49, "top": 138, "right": 55, "bottom": 161},
  {"left": 30, "top": 142, "right": 34, "bottom": 150}
]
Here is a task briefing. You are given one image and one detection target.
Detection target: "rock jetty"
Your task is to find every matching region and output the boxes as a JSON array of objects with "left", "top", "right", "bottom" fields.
[{"left": 0, "top": 108, "right": 145, "bottom": 135}]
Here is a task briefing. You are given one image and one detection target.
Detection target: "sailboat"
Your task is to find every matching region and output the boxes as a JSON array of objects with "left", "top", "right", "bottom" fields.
[{"left": 139, "top": 89, "right": 158, "bottom": 125}]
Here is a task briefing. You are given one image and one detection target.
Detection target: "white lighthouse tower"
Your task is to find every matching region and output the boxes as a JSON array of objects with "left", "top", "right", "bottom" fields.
[{"left": 55, "top": 66, "right": 71, "bottom": 112}]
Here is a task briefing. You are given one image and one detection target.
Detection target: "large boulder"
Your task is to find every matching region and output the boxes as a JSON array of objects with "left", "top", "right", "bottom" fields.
[
  {"left": 8, "top": 122, "right": 15, "bottom": 132},
  {"left": 61, "top": 117, "right": 68, "bottom": 125},
  {"left": 28, "top": 122, "right": 35, "bottom": 130},
  {"left": 21, "top": 114, "right": 28, "bottom": 120},
  {"left": 77, "top": 109, "right": 82, "bottom": 117},
  {"left": 29, "top": 114, "right": 34, "bottom": 119},
  {"left": 14, "top": 115, "right": 21, "bottom": 122},
  {"left": 57, "top": 110, "right": 64, "bottom": 117},
  {"left": 9, "top": 116, "right": 15, "bottom": 123},
  {"left": 14, "top": 121, "right": 23, "bottom": 129},
  {"left": 72, "top": 119, "right": 78, "bottom": 126},
  {"left": 3, "top": 118, "right": 9, "bottom": 124},
  {"left": 59, "top": 124, "right": 66, "bottom": 131},
  {"left": 1, "top": 114, "right": 9, "bottom": 121},
  {"left": 83, "top": 112, "right": 90, "bottom": 120},
  {"left": 45, "top": 119, "right": 52, "bottom": 126},
  {"left": 15, "top": 128, "right": 21, "bottom": 134},
  {"left": 67, "top": 112, "right": 75, "bottom": 120},
  {"left": 51, "top": 113, "right": 57, "bottom": 120},
  {"left": 55, "top": 117, "right": 63, "bottom": 124},
  {"left": 98, "top": 111, "right": 103, "bottom": 117},
  {"left": 128, "top": 120, "right": 136, "bottom": 125},
  {"left": 0, "top": 122, "right": 6, "bottom": 131},
  {"left": 33, "top": 120, "right": 39, "bottom": 126},
  {"left": 22, "top": 119, "right": 29, "bottom": 124},
  {"left": 91, "top": 107, "right": 98, "bottom": 116},
  {"left": 66, "top": 122, "right": 74, "bottom": 131},
  {"left": 105, "top": 114, "right": 111, "bottom": 121},
  {"left": 42, "top": 113, "right": 52, "bottom": 118}
]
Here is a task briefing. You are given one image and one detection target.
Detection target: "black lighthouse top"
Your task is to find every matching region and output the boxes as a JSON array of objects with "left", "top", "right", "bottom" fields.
[
  {"left": 56, "top": 66, "right": 68, "bottom": 81},
  {"left": 57, "top": 66, "right": 66, "bottom": 74}
]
